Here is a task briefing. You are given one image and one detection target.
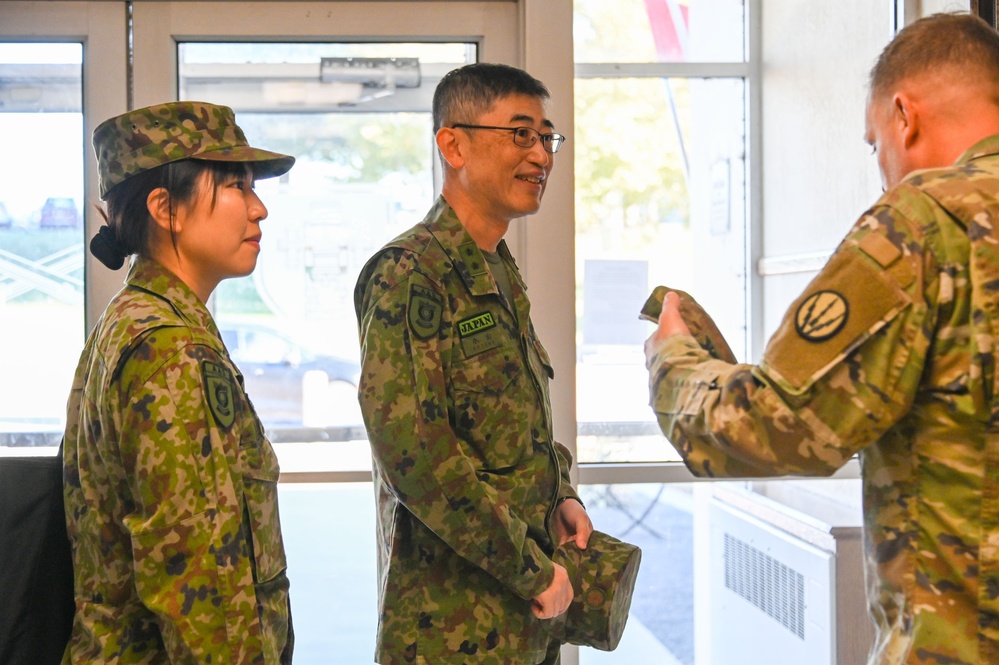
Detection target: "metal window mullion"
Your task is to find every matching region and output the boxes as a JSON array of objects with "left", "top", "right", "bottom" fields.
[
  {"left": 747, "top": 0, "right": 764, "bottom": 361},
  {"left": 275, "top": 459, "right": 863, "bottom": 486},
  {"left": 280, "top": 470, "right": 374, "bottom": 484},
  {"left": 276, "top": 465, "right": 705, "bottom": 485},
  {"left": 577, "top": 458, "right": 861, "bottom": 486}
]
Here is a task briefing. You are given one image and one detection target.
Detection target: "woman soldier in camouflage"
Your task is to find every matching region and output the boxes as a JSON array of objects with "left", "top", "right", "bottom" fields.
[{"left": 62, "top": 101, "right": 295, "bottom": 664}]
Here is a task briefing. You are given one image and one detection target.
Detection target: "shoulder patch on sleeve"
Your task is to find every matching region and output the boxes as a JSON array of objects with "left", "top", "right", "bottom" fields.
[
  {"left": 202, "top": 360, "right": 236, "bottom": 429},
  {"left": 408, "top": 282, "right": 442, "bottom": 340},
  {"left": 794, "top": 290, "right": 849, "bottom": 342},
  {"left": 763, "top": 247, "right": 911, "bottom": 395}
]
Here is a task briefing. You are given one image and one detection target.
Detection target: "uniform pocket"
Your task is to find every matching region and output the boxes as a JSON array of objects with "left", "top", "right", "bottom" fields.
[
  {"left": 531, "top": 337, "right": 555, "bottom": 380},
  {"left": 450, "top": 346, "right": 526, "bottom": 469},
  {"left": 242, "top": 474, "right": 291, "bottom": 665},
  {"left": 451, "top": 345, "right": 520, "bottom": 395},
  {"left": 239, "top": 457, "right": 287, "bottom": 585}
]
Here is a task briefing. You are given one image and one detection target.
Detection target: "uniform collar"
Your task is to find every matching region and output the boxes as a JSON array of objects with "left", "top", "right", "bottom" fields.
[
  {"left": 424, "top": 196, "right": 506, "bottom": 297},
  {"left": 955, "top": 133, "right": 999, "bottom": 165},
  {"left": 124, "top": 255, "right": 221, "bottom": 336}
]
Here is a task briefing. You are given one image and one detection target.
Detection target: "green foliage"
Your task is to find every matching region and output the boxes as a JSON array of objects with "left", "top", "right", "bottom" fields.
[
  {"left": 573, "top": 0, "right": 659, "bottom": 63},
  {"left": 574, "top": 78, "right": 690, "bottom": 243},
  {"left": 572, "top": 0, "right": 694, "bottom": 251}
]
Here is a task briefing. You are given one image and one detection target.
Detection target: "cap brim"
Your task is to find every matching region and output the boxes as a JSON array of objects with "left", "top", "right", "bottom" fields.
[{"left": 191, "top": 145, "right": 295, "bottom": 180}]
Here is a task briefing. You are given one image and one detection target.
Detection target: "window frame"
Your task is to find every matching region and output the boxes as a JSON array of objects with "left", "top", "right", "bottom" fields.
[
  {"left": 0, "top": 2, "right": 867, "bottom": 663},
  {"left": 0, "top": 0, "right": 858, "bottom": 479},
  {"left": 570, "top": 0, "right": 859, "bottom": 485},
  {"left": 0, "top": 1, "right": 128, "bottom": 330}
]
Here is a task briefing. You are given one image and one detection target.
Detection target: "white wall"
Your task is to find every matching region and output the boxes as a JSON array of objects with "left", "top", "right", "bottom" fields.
[
  {"left": 759, "top": 1, "right": 892, "bottom": 342},
  {"left": 922, "top": 0, "right": 973, "bottom": 15},
  {"left": 757, "top": 0, "right": 973, "bottom": 342},
  {"left": 521, "top": 0, "right": 578, "bottom": 465}
]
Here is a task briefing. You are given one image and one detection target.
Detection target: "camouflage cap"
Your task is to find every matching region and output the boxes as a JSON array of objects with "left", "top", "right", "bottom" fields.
[
  {"left": 93, "top": 101, "right": 295, "bottom": 199},
  {"left": 640, "top": 286, "right": 738, "bottom": 363},
  {"left": 545, "top": 530, "right": 642, "bottom": 652}
]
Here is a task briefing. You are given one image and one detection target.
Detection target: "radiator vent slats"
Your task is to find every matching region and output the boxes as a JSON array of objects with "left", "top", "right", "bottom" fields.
[{"left": 723, "top": 533, "right": 806, "bottom": 639}]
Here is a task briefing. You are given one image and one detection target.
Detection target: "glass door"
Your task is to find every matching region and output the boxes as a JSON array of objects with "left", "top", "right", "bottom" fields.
[
  {"left": 178, "top": 40, "right": 473, "bottom": 439},
  {"left": 132, "top": 0, "right": 519, "bottom": 471},
  {"left": 0, "top": 42, "right": 84, "bottom": 449},
  {"left": 572, "top": 2, "right": 751, "bottom": 662},
  {"left": 0, "top": 2, "right": 126, "bottom": 455},
  {"left": 132, "top": 4, "right": 521, "bottom": 662}
]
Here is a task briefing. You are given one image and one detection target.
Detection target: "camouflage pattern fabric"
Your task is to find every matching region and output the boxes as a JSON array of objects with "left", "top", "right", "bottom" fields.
[
  {"left": 92, "top": 101, "right": 295, "bottom": 199},
  {"left": 646, "top": 133, "right": 999, "bottom": 664},
  {"left": 354, "top": 196, "right": 580, "bottom": 665},
  {"left": 62, "top": 256, "right": 292, "bottom": 664},
  {"left": 546, "top": 530, "right": 641, "bottom": 652},
  {"left": 640, "top": 286, "right": 737, "bottom": 363}
]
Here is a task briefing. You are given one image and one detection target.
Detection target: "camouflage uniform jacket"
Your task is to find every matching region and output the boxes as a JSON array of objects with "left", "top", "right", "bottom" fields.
[
  {"left": 62, "top": 256, "right": 291, "bottom": 664},
  {"left": 355, "top": 196, "right": 580, "bottom": 665},
  {"left": 647, "top": 134, "right": 999, "bottom": 664}
]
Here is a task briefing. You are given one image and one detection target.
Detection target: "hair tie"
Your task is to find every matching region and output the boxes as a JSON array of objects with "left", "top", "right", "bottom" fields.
[{"left": 89, "top": 225, "right": 127, "bottom": 270}]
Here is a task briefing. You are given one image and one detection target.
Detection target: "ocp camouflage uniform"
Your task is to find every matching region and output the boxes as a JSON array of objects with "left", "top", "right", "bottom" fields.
[
  {"left": 647, "top": 134, "right": 999, "bottom": 664},
  {"left": 62, "top": 256, "right": 292, "bottom": 664},
  {"left": 355, "top": 197, "right": 580, "bottom": 665}
]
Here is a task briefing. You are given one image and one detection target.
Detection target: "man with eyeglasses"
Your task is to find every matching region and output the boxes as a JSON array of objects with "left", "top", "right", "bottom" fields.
[{"left": 354, "top": 63, "right": 591, "bottom": 665}]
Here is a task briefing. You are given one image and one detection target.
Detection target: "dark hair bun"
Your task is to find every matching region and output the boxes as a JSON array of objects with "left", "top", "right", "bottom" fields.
[{"left": 89, "top": 224, "right": 126, "bottom": 270}]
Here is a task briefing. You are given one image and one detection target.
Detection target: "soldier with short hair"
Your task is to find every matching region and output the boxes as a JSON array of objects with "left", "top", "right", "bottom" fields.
[
  {"left": 646, "top": 13, "right": 999, "bottom": 665},
  {"left": 62, "top": 101, "right": 295, "bottom": 664},
  {"left": 355, "top": 62, "right": 592, "bottom": 665}
]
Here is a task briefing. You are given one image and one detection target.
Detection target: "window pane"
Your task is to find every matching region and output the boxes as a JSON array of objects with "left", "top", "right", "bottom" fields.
[
  {"left": 283, "top": 480, "right": 865, "bottom": 665},
  {"left": 279, "top": 482, "right": 378, "bottom": 663},
  {"left": 575, "top": 77, "right": 746, "bottom": 463},
  {"left": 573, "top": 0, "right": 746, "bottom": 64},
  {"left": 0, "top": 42, "right": 84, "bottom": 453},
  {"left": 579, "top": 479, "right": 867, "bottom": 665},
  {"left": 178, "top": 42, "right": 474, "bottom": 465},
  {"left": 578, "top": 483, "right": 695, "bottom": 664}
]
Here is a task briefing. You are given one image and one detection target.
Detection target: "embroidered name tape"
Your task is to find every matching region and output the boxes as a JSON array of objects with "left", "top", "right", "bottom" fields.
[
  {"left": 458, "top": 311, "right": 500, "bottom": 357},
  {"left": 458, "top": 312, "right": 496, "bottom": 338}
]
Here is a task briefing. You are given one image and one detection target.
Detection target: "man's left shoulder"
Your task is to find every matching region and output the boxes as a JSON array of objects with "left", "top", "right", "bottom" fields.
[
  {"left": 884, "top": 160, "right": 999, "bottom": 249},
  {"left": 903, "top": 155, "right": 999, "bottom": 206}
]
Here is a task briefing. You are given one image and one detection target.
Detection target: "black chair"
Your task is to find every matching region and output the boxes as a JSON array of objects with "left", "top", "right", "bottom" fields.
[{"left": 0, "top": 452, "right": 74, "bottom": 665}]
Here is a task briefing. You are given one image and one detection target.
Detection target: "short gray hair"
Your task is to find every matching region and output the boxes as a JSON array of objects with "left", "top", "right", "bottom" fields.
[{"left": 432, "top": 62, "right": 550, "bottom": 133}]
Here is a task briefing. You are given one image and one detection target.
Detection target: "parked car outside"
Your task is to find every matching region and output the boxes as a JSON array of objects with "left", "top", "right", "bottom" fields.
[
  {"left": 38, "top": 197, "right": 81, "bottom": 228},
  {"left": 219, "top": 320, "right": 361, "bottom": 427}
]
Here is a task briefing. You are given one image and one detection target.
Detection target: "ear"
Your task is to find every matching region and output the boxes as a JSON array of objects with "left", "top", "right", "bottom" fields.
[
  {"left": 893, "top": 92, "right": 919, "bottom": 149},
  {"left": 435, "top": 127, "right": 465, "bottom": 169},
  {"left": 146, "top": 187, "right": 176, "bottom": 233}
]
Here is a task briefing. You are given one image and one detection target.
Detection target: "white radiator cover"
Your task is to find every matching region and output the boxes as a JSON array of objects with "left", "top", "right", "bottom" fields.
[{"left": 701, "top": 487, "right": 873, "bottom": 665}]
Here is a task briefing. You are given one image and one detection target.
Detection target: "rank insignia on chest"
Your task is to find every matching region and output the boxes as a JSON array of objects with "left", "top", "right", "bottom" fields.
[
  {"left": 795, "top": 290, "right": 849, "bottom": 342},
  {"left": 408, "top": 283, "right": 443, "bottom": 340},
  {"left": 202, "top": 360, "right": 236, "bottom": 429},
  {"left": 458, "top": 311, "right": 502, "bottom": 357}
]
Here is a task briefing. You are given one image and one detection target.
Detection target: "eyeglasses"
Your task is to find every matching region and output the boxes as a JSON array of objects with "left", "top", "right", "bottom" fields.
[{"left": 451, "top": 124, "right": 566, "bottom": 154}]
